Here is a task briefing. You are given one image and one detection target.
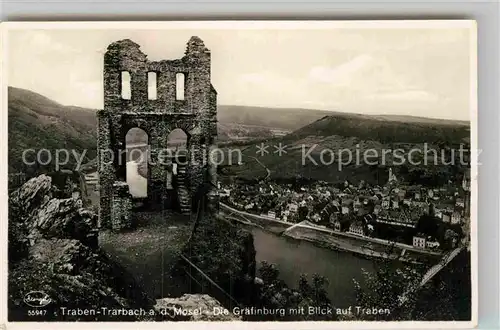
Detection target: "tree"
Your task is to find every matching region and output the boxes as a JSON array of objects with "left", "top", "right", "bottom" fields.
[
  {"left": 180, "top": 210, "right": 257, "bottom": 307},
  {"left": 297, "top": 206, "right": 309, "bottom": 221},
  {"left": 443, "top": 229, "right": 459, "bottom": 249},
  {"left": 254, "top": 262, "right": 336, "bottom": 321},
  {"left": 353, "top": 260, "right": 423, "bottom": 321},
  {"left": 412, "top": 251, "right": 471, "bottom": 320},
  {"left": 259, "top": 261, "right": 280, "bottom": 284}
]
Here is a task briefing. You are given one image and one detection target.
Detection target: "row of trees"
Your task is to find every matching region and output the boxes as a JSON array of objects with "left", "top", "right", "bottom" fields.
[
  {"left": 253, "top": 252, "right": 470, "bottom": 321},
  {"left": 249, "top": 261, "right": 336, "bottom": 321}
]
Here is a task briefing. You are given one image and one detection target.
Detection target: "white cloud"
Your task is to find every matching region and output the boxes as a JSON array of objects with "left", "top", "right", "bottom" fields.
[{"left": 308, "top": 54, "right": 373, "bottom": 85}]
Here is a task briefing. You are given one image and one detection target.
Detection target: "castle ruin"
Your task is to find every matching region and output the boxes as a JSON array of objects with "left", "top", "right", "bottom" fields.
[{"left": 97, "top": 37, "right": 218, "bottom": 230}]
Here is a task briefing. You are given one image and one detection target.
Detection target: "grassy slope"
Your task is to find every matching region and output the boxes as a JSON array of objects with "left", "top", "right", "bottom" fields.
[{"left": 8, "top": 87, "right": 98, "bottom": 173}]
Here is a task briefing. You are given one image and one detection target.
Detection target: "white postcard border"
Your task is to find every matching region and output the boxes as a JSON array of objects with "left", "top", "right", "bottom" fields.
[{"left": 0, "top": 20, "right": 478, "bottom": 330}]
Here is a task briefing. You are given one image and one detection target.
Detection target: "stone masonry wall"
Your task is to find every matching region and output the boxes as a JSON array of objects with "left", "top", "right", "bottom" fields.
[
  {"left": 99, "top": 36, "right": 218, "bottom": 229},
  {"left": 111, "top": 181, "right": 132, "bottom": 231},
  {"left": 97, "top": 110, "right": 114, "bottom": 228}
]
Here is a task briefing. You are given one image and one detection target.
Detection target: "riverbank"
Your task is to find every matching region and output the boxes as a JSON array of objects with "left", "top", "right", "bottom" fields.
[
  {"left": 220, "top": 203, "right": 440, "bottom": 264},
  {"left": 283, "top": 226, "right": 430, "bottom": 264},
  {"left": 130, "top": 161, "right": 437, "bottom": 264}
]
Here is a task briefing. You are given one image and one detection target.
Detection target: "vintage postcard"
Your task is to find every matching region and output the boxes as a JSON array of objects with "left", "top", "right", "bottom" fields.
[{"left": 1, "top": 21, "right": 477, "bottom": 328}]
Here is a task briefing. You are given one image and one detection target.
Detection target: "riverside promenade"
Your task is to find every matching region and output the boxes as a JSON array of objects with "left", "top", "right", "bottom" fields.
[{"left": 220, "top": 202, "right": 442, "bottom": 258}]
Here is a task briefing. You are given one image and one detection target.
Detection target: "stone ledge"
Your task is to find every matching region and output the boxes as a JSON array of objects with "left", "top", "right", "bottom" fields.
[{"left": 154, "top": 294, "right": 240, "bottom": 321}]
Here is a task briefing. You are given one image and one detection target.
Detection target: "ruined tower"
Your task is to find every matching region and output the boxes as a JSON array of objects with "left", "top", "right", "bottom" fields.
[{"left": 97, "top": 37, "right": 218, "bottom": 230}]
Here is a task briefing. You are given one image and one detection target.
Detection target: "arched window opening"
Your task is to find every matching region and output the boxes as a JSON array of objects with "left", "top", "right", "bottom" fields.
[
  {"left": 167, "top": 128, "right": 188, "bottom": 152},
  {"left": 125, "top": 128, "right": 149, "bottom": 198}
]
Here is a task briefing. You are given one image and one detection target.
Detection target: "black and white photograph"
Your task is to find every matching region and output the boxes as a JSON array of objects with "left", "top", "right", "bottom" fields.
[{"left": 2, "top": 21, "right": 477, "bottom": 326}]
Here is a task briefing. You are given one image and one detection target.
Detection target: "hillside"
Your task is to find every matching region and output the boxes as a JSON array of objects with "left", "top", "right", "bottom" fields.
[
  {"left": 6, "top": 90, "right": 279, "bottom": 170},
  {"left": 8, "top": 87, "right": 470, "bottom": 181},
  {"left": 220, "top": 114, "right": 470, "bottom": 186},
  {"left": 288, "top": 114, "right": 470, "bottom": 145},
  {"left": 8, "top": 87, "right": 98, "bottom": 174},
  {"left": 218, "top": 105, "right": 469, "bottom": 131}
]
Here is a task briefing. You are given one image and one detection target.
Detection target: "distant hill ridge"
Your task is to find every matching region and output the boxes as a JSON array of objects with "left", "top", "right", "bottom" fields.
[
  {"left": 8, "top": 87, "right": 470, "bottom": 173},
  {"left": 218, "top": 105, "right": 469, "bottom": 129},
  {"left": 289, "top": 114, "right": 470, "bottom": 145},
  {"left": 10, "top": 87, "right": 469, "bottom": 129}
]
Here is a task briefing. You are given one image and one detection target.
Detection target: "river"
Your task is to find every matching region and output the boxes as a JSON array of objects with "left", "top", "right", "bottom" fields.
[
  {"left": 125, "top": 160, "right": 376, "bottom": 307},
  {"left": 248, "top": 226, "right": 375, "bottom": 308}
]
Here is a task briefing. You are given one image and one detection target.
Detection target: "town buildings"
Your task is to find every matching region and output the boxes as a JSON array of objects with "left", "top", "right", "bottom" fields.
[{"left": 219, "top": 168, "right": 470, "bottom": 251}]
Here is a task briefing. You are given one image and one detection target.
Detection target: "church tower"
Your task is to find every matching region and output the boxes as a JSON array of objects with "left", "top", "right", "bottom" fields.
[{"left": 387, "top": 167, "right": 397, "bottom": 185}]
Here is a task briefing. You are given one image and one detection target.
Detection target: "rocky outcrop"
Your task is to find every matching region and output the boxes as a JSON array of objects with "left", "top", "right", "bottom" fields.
[
  {"left": 9, "top": 175, "right": 98, "bottom": 248},
  {"left": 154, "top": 294, "right": 240, "bottom": 321},
  {"left": 8, "top": 175, "right": 155, "bottom": 321},
  {"left": 9, "top": 174, "right": 245, "bottom": 322},
  {"left": 9, "top": 240, "right": 155, "bottom": 321},
  {"left": 9, "top": 174, "right": 54, "bottom": 217}
]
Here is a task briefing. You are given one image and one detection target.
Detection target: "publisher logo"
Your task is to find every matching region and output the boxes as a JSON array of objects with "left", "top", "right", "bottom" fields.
[{"left": 24, "top": 291, "right": 52, "bottom": 308}]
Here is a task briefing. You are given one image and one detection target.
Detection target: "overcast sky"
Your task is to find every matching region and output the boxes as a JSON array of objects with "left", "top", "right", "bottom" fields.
[{"left": 7, "top": 22, "right": 474, "bottom": 120}]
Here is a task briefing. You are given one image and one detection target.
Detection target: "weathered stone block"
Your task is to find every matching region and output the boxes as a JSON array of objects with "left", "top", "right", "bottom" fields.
[{"left": 111, "top": 182, "right": 132, "bottom": 231}]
